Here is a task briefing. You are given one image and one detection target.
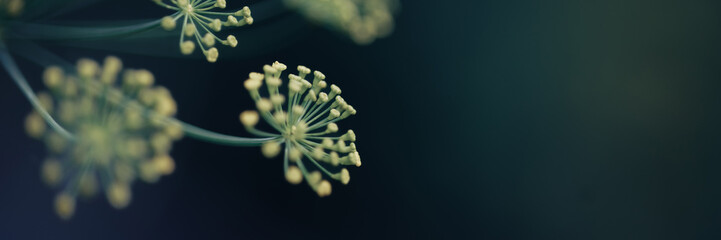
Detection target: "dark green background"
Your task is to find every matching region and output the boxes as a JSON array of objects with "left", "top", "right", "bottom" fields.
[{"left": 1, "top": 0, "right": 721, "bottom": 239}]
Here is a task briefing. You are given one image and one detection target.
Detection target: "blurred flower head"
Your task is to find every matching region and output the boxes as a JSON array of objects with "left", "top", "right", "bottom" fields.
[
  {"left": 284, "top": 0, "right": 397, "bottom": 44},
  {"left": 0, "top": 0, "right": 23, "bottom": 18},
  {"left": 25, "top": 56, "right": 183, "bottom": 219},
  {"left": 241, "top": 61, "right": 360, "bottom": 197}
]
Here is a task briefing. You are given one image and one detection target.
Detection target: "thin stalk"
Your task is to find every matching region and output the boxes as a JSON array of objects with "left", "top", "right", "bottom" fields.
[{"left": 0, "top": 42, "right": 75, "bottom": 140}]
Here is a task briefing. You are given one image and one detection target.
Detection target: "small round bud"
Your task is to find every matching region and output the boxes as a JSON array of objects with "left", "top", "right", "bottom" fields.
[
  {"left": 308, "top": 171, "right": 322, "bottom": 185},
  {"left": 266, "top": 77, "right": 282, "bottom": 87},
  {"left": 235, "top": 6, "right": 251, "bottom": 17},
  {"left": 292, "top": 105, "right": 305, "bottom": 116},
  {"left": 227, "top": 15, "right": 239, "bottom": 25},
  {"left": 244, "top": 78, "right": 262, "bottom": 91},
  {"left": 313, "top": 147, "right": 325, "bottom": 160},
  {"left": 335, "top": 96, "right": 346, "bottom": 105},
  {"left": 270, "top": 94, "right": 285, "bottom": 106},
  {"left": 79, "top": 175, "right": 98, "bottom": 197},
  {"left": 41, "top": 159, "right": 63, "bottom": 186},
  {"left": 349, "top": 143, "right": 357, "bottom": 151},
  {"left": 301, "top": 79, "right": 312, "bottom": 89},
  {"left": 289, "top": 147, "right": 302, "bottom": 162},
  {"left": 43, "top": 66, "right": 64, "bottom": 88},
  {"left": 353, "top": 152, "right": 362, "bottom": 167},
  {"left": 151, "top": 133, "right": 171, "bottom": 153},
  {"left": 329, "top": 151, "right": 340, "bottom": 166},
  {"left": 342, "top": 130, "right": 356, "bottom": 142},
  {"left": 180, "top": 41, "right": 195, "bottom": 55},
  {"left": 314, "top": 71, "right": 325, "bottom": 80},
  {"left": 262, "top": 141, "right": 281, "bottom": 158},
  {"left": 6, "top": 0, "right": 23, "bottom": 16},
  {"left": 305, "top": 89, "right": 317, "bottom": 102},
  {"left": 256, "top": 98, "right": 272, "bottom": 112},
  {"left": 342, "top": 105, "right": 357, "bottom": 118},
  {"left": 77, "top": 58, "right": 98, "bottom": 79},
  {"left": 289, "top": 74, "right": 301, "bottom": 81},
  {"left": 318, "top": 92, "right": 329, "bottom": 102},
  {"left": 215, "top": 0, "right": 226, "bottom": 8},
  {"left": 297, "top": 65, "right": 311, "bottom": 75},
  {"left": 101, "top": 56, "right": 123, "bottom": 84},
  {"left": 154, "top": 155, "right": 176, "bottom": 175},
  {"left": 240, "top": 110, "right": 259, "bottom": 127},
  {"left": 155, "top": 93, "right": 177, "bottom": 116},
  {"left": 210, "top": 19, "right": 222, "bottom": 32},
  {"left": 263, "top": 65, "right": 277, "bottom": 75},
  {"left": 285, "top": 166, "right": 303, "bottom": 184},
  {"left": 331, "top": 84, "right": 342, "bottom": 95},
  {"left": 205, "top": 48, "right": 219, "bottom": 62},
  {"left": 140, "top": 161, "right": 161, "bottom": 183},
  {"left": 272, "top": 61, "right": 287, "bottom": 71},
  {"left": 316, "top": 180, "right": 332, "bottom": 197},
  {"left": 326, "top": 123, "right": 338, "bottom": 133},
  {"left": 273, "top": 111, "right": 287, "bottom": 124},
  {"left": 322, "top": 138, "right": 334, "bottom": 148},
  {"left": 339, "top": 168, "right": 350, "bottom": 185},
  {"left": 203, "top": 33, "right": 216, "bottom": 47},
  {"left": 244, "top": 17, "right": 254, "bottom": 25},
  {"left": 25, "top": 112, "right": 46, "bottom": 139},
  {"left": 226, "top": 35, "right": 238, "bottom": 47},
  {"left": 161, "top": 16, "right": 176, "bottom": 30},
  {"left": 249, "top": 72, "right": 264, "bottom": 80},
  {"left": 290, "top": 82, "right": 306, "bottom": 95},
  {"left": 54, "top": 193, "right": 75, "bottom": 220},
  {"left": 328, "top": 109, "right": 340, "bottom": 119},
  {"left": 134, "top": 69, "right": 154, "bottom": 86},
  {"left": 107, "top": 182, "right": 131, "bottom": 209},
  {"left": 184, "top": 23, "right": 196, "bottom": 37},
  {"left": 164, "top": 121, "right": 184, "bottom": 140}
]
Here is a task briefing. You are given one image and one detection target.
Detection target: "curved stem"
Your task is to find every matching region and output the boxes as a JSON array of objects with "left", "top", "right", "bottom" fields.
[
  {"left": 8, "top": 18, "right": 164, "bottom": 41},
  {"left": 0, "top": 42, "right": 75, "bottom": 140},
  {"left": 180, "top": 121, "right": 278, "bottom": 146}
]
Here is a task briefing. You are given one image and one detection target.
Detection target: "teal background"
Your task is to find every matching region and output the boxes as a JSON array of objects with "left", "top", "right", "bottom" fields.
[{"left": 1, "top": 0, "right": 721, "bottom": 239}]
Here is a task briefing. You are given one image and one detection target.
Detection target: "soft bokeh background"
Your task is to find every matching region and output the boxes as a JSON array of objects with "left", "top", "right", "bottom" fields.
[{"left": 2, "top": 0, "right": 721, "bottom": 239}]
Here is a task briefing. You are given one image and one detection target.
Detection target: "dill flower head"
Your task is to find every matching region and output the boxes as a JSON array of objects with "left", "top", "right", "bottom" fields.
[
  {"left": 153, "top": 0, "right": 253, "bottom": 62},
  {"left": 25, "top": 56, "right": 183, "bottom": 219},
  {"left": 284, "top": 0, "right": 396, "bottom": 44},
  {"left": 0, "top": 0, "right": 23, "bottom": 17},
  {"left": 241, "top": 62, "right": 360, "bottom": 197}
]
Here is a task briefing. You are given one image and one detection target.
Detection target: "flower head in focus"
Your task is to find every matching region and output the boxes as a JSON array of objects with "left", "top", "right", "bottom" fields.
[
  {"left": 153, "top": 0, "right": 253, "bottom": 62},
  {"left": 240, "top": 62, "right": 360, "bottom": 197},
  {"left": 25, "top": 56, "right": 183, "bottom": 219}
]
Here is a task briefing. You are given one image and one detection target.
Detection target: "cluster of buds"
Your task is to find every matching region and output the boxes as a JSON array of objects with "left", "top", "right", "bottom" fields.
[
  {"left": 284, "top": 0, "right": 395, "bottom": 44},
  {"left": 240, "top": 62, "right": 360, "bottom": 197},
  {"left": 25, "top": 56, "right": 183, "bottom": 219},
  {"left": 153, "top": 0, "right": 253, "bottom": 62}
]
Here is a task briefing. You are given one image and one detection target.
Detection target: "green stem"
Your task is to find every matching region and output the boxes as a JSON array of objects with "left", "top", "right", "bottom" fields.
[
  {"left": 0, "top": 42, "right": 75, "bottom": 140},
  {"left": 8, "top": 18, "right": 165, "bottom": 41}
]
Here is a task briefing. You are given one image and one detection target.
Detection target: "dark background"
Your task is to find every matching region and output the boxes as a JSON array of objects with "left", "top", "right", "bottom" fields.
[{"left": 2, "top": 0, "right": 721, "bottom": 239}]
